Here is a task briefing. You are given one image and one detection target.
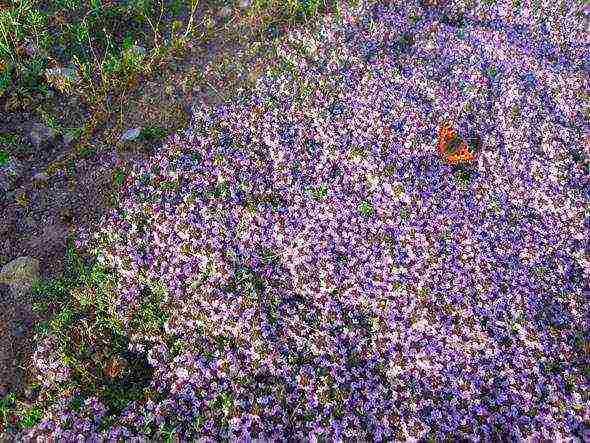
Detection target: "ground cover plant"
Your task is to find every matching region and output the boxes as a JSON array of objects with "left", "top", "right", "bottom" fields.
[{"left": 2, "top": 0, "right": 590, "bottom": 440}]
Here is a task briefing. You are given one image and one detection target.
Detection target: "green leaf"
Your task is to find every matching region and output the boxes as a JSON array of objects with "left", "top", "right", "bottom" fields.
[
  {"left": 359, "top": 200, "right": 374, "bottom": 217},
  {"left": 113, "top": 168, "right": 126, "bottom": 186},
  {"left": 0, "top": 149, "right": 8, "bottom": 166},
  {"left": 79, "top": 146, "right": 96, "bottom": 158},
  {"left": 0, "top": 65, "right": 13, "bottom": 97},
  {"left": 455, "top": 167, "right": 472, "bottom": 186},
  {"left": 18, "top": 405, "right": 43, "bottom": 428},
  {"left": 122, "top": 35, "right": 134, "bottom": 51},
  {"left": 306, "top": 184, "right": 328, "bottom": 200},
  {"left": 139, "top": 125, "right": 168, "bottom": 141},
  {"left": 0, "top": 392, "right": 16, "bottom": 421}
]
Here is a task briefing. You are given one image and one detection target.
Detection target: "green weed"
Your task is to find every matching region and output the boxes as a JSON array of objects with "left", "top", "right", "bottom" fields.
[
  {"left": 16, "top": 403, "right": 44, "bottom": 429},
  {"left": 306, "top": 183, "right": 328, "bottom": 200},
  {"left": 77, "top": 145, "right": 97, "bottom": 158},
  {"left": 0, "top": 148, "right": 9, "bottom": 166},
  {"left": 139, "top": 125, "right": 168, "bottom": 142},
  {"left": 26, "top": 240, "right": 175, "bottom": 435},
  {"left": 0, "top": 132, "right": 18, "bottom": 147},
  {"left": 455, "top": 167, "right": 473, "bottom": 187},
  {"left": 0, "top": 392, "right": 17, "bottom": 428},
  {"left": 359, "top": 200, "right": 374, "bottom": 217}
]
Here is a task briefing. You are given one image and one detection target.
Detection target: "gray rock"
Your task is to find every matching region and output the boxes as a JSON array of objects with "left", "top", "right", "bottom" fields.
[
  {"left": 121, "top": 127, "right": 141, "bottom": 141},
  {"left": 62, "top": 132, "right": 75, "bottom": 147},
  {"left": 29, "top": 123, "right": 58, "bottom": 149},
  {"left": 12, "top": 323, "right": 25, "bottom": 338},
  {"left": 32, "top": 171, "right": 49, "bottom": 184},
  {"left": 0, "top": 158, "right": 25, "bottom": 192},
  {"left": 218, "top": 5, "right": 232, "bottom": 18},
  {"left": 238, "top": 0, "right": 251, "bottom": 9},
  {"left": 126, "top": 45, "right": 147, "bottom": 61},
  {"left": 44, "top": 67, "right": 81, "bottom": 92},
  {"left": 0, "top": 256, "right": 40, "bottom": 301}
]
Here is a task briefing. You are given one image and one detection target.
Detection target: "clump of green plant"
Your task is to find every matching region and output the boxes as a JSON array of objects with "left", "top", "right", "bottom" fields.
[
  {"left": 0, "top": 238, "right": 181, "bottom": 436},
  {"left": 359, "top": 199, "right": 374, "bottom": 217},
  {"left": 0, "top": 148, "right": 9, "bottom": 166},
  {"left": 0, "top": 390, "right": 46, "bottom": 435},
  {"left": 306, "top": 183, "right": 328, "bottom": 200},
  {"left": 454, "top": 165, "right": 474, "bottom": 187},
  {"left": 139, "top": 125, "right": 169, "bottom": 142},
  {"left": 1, "top": 0, "right": 348, "bottom": 100}
]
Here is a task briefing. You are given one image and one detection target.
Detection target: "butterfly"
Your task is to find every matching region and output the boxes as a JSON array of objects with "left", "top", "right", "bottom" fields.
[{"left": 437, "top": 122, "right": 475, "bottom": 165}]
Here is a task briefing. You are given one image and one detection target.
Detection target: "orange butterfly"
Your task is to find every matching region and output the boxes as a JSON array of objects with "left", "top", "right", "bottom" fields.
[{"left": 437, "top": 122, "right": 475, "bottom": 165}]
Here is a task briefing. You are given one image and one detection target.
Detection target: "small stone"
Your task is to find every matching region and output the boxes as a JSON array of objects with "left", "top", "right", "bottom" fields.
[
  {"left": 32, "top": 172, "right": 49, "bottom": 187},
  {"left": 0, "top": 256, "right": 40, "bottom": 299},
  {"left": 218, "top": 5, "right": 232, "bottom": 18},
  {"left": 12, "top": 324, "right": 25, "bottom": 338},
  {"left": 238, "top": 0, "right": 251, "bottom": 9},
  {"left": 126, "top": 45, "right": 147, "bottom": 61},
  {"left": 62, "top": 132, "right": 75, "bottom": 147},
  {"left": 121, "top": 128, "right": 141, "bottom": 142},
  {"left": 44, "top": 67, "right": 81, "bottom": 92},
  {"left": 29, "top": 123, "right": 58, "bottom": 149},
  {"left": 0, "top": 159, "right": 25, "bottom": 192}
]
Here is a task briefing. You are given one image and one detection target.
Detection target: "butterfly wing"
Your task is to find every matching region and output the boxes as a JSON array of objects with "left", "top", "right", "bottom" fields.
[{"left": 437, "top": 123, "right": 475, "bottom": 164}]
